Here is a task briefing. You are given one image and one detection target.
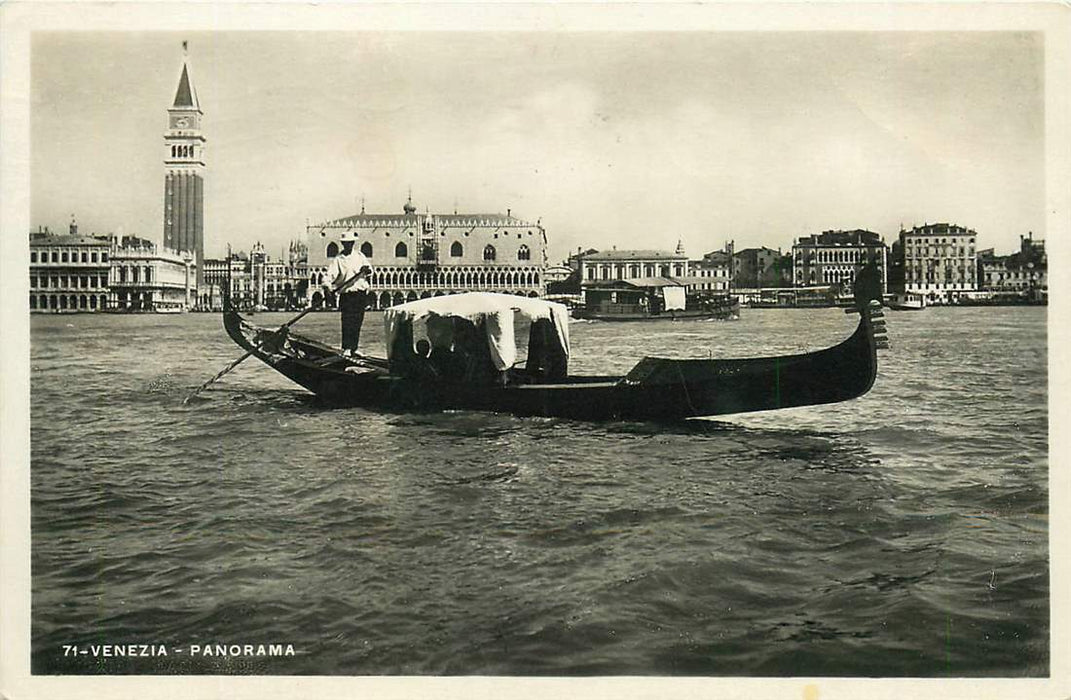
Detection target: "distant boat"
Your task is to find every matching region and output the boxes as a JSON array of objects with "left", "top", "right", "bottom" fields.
[
  {"left": 887, "top": 292, "right": 926, "bottom": 311},
  {"left": 573, "top": 278, "right": 739, "bottom": 321},
  {"left": 219, "top": 263, "right": 889, "bottom": 421}
]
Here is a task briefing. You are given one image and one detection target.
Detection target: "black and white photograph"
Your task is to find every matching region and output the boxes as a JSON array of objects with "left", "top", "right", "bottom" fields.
[{"left": 2, "top": 2, "right": 1069, "bottom": 698}]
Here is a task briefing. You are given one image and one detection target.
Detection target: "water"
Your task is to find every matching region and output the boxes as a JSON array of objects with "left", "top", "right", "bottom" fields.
[{"left": 30, "top": 307, "right": 1048, "bottom": 676}]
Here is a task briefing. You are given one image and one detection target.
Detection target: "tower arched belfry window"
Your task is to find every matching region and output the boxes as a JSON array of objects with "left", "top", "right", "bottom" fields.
[
  {"left": 395, "top": 242, "right": 408, "bottom": 258},
  {"left": 517, "top": 244, "right": 530, "bottom": 261},
  {"left": 361, "top": 242, "right": 373, "bottom": 258},
  {"left": 326, "top": 242, "right": 339, "bottom": 258},
  {"left": 451, "top": 242, "right": 463, "bottom": 257},
  {"left": 483, "top": 245, "right": 496, "bottom": 262}
]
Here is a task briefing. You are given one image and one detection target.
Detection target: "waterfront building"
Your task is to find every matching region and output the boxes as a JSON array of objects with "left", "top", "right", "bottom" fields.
[
  {"left": 250, "top": 241, "right": 308, "bottom": 310},
  {"left": 28, "top": 222, "right": 111, "bottom": 313},
  {"left": 792, "top": 229, "right": 888, "bottom": 295},
  {"left": 201, "top": 242, "right": 309, "bottom": 311},
  {"left": 109, "top": 236, "right": 196, "bottom": 312},
  {"left": 202, "top": 253, "right": 251, "bottom": 310},
  {"left": 566, "top": 247, "right": 599, "bottom": 273},
  {"left": 306, "top": 196, "right": 547, "bottom": 309},
  {"left": 896, "top": 222, "right": 978, "bottom": 304},
  {"left": 693, "top": 248, "right": 732, "bottom": 292},
  {"left": 732, "top": 247, "right": 792, "bottom": 289},
  {"left": 577, "top": 244, "right": 697, "bottom": 312},
  {"left": 977, "top": 233, "right": 1047, "bottom": 302},
  {"left": 199, "top": 257, "right": 229, "bottom": 310},
  {"left": 579, "top": 247, "right": 690, "bottom": 284},
  {"left": 163, "top": 45, "right": 206, "bottom": 287}
]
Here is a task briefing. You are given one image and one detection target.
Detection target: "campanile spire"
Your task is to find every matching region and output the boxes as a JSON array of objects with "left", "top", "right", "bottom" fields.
[{"left": 164, "top": 41, "right": 205, "bottom": 286}]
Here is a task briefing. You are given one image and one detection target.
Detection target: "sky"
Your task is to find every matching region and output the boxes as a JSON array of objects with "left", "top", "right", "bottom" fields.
[{"left": 31, "top": 31, "right": 1045, "bottom": 261}]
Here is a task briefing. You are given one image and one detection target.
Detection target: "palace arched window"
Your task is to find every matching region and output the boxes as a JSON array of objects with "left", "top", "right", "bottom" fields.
[
  {"left": 395, "top": 242, "right": 408, "bottom": 258},
  {"left": 517, "top": 245, "right": 530, "bottom": 261},
  {"left": 483, "top": 245, "right": 496, "bottom": 262},
  {"left": 361, "top": 242, "right": 373, "bottom": 258},
  {"left": 451, "top": 242, "right": 463, "bottom": 257},
  {"left": 326, "top": 242, "right": 339, "bottom": 258}
]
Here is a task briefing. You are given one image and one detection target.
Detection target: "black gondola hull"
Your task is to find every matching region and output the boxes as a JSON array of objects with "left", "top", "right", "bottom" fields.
[{"left": 222, "top": 303, "right": 881, "bottom": 421}]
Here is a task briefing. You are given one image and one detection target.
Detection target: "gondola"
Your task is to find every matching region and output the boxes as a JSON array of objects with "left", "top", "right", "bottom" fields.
[{"left": 221, "top": 264, "right": 888, "bottom": 421}]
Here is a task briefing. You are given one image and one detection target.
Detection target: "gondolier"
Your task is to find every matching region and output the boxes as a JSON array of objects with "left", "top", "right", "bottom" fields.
[{"left": 325, "top": 233, "right": 373, "bottom": 357}]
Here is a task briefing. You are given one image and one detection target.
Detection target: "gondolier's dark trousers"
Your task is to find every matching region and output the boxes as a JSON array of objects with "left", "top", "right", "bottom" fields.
[{"left": 340, "top": 290, "right": 369, "bottom": 351}]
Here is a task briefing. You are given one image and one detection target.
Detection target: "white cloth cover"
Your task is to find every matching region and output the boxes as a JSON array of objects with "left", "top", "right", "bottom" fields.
[
  {"left": 384, "top": 292, "right": 571, "bottom": 370},
  {"left": 662, "top": 286, "right": 686, "bottom": 311},
  {"left": 481, "top": 308, "right": 515, "bottom": 370}
]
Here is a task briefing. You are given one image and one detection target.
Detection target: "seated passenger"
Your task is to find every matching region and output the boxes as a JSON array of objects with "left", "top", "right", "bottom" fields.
[
  {"left": 410, "top": 338, "right": 440, "bottom": 382},
  {"left": 454, "top": 318, "right": 499, "bottom": 384},
  {"left": 525, "top": 318, "right": 568, "bottom": 381},
  {"left": 425, "top": 315, "right": 464, "bottom": 380},
  {"left": 389, "top": 322, "right": 418, "bottom": 377}
]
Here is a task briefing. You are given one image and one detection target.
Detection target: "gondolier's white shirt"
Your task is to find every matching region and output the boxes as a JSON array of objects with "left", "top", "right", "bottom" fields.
[{"left": 327, "top": 250, "right": 372, "bottom": 293}]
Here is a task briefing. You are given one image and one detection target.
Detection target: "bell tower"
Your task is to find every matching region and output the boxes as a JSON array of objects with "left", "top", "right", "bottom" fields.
[{"left": 164, "top": 41, "right": 205, "bottom": 286}]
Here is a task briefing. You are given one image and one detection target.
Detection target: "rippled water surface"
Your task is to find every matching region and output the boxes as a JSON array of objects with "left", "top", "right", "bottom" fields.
[{"left": 30, "top": 307, "right": 1048, "bottom": 676}]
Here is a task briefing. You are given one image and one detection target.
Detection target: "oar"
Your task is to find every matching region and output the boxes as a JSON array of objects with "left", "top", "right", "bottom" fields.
[{"left": 183, "top": 273, "right": 365, "bottom": 404}]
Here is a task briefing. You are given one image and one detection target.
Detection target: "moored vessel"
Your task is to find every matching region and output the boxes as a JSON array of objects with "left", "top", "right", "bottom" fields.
[
  {"left": 887, "top": 292, "right": 926, "bottom": 311},
  {"left": 573, "top": 278, "right": 739, "bottom": 321}
]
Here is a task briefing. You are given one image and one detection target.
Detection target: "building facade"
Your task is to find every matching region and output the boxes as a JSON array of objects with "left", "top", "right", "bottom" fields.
[
  {"left": 977, "top": 233, "right": 1046, "bottom": 301},
  {"left": 200, "top": 242, "right": 309, "bottom": 311},
  {"left": 792, "top": 229, "right": 888, "bottom": 295},
  {"left": 250, "top": 241, "right": 308, "bottom": 310},
  {"left": 579, "top": 248, "right": 690, "bottom": 285},
  {"left": 897, "top": 223, "right": 977, "bottom": 303},
  {"left": 733, "top": 247, "right": 792, "bottom": 289},
  {"left": 163, "top": 49, "right": 205, "bottom": 287},
  {"left": 109, "top": 236, "right": 196, "bottom": 312},
  {"left": 306, "top": 197, "right": 547, "bottom": 309},
  {"left": 693, "top": 249, "right": 732, "bottom": 292},
  {"left": 201, "top": 255, "right": 248, "bottom": 311},
  {"left": 29, "top": 223, "right": 111, "bottom": 313}
]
